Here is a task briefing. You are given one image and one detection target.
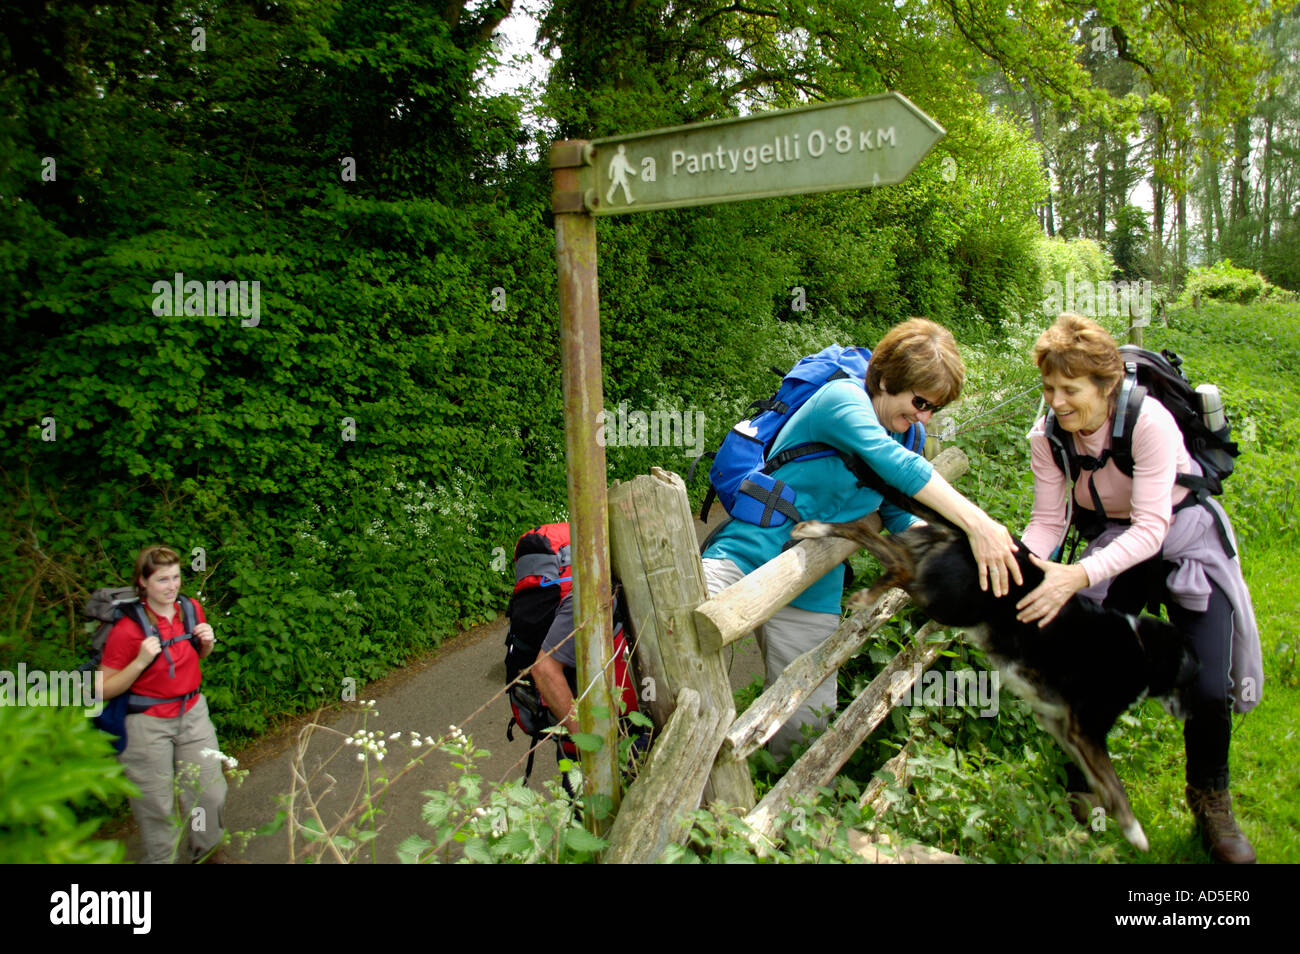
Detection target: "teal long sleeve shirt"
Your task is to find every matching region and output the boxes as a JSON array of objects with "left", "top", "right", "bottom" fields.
[{"left": 702, "top": 378, "right": 935, "bottom": 614}]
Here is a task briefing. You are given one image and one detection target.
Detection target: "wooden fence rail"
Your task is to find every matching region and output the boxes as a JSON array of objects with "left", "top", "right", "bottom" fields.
[
  {"left": 694, "top": 447, "right": 968, "bottom": 651},
  {"left": 743, "top": 620, "right": 948, "bottom": 843}
]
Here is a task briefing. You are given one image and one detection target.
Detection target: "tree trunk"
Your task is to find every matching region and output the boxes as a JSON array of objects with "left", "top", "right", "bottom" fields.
[
  {"left": 1097, "top": 129, "right": 1108, "bottom": 242},
  {"left": 1176, "top": 186, "right": 1187, "bottom": 292},
  {"left": 1207, "top": 147, "right": 1225, "bottom": 260},
  {"left": 1230, "top": 114, "right": 1251, "bottom": 226},
  {"left": 1150, "top": 114, "right": 1166, "bottom": 280},
  {"left": 1175, "top": 138, "right": 1188, "bottom": 286},
  {"left": 1262, "top": 112, "right": 1274, "bottom": 255},
  {"left": 1025, "top": 88, "right": 1055, "bottom": 236}
]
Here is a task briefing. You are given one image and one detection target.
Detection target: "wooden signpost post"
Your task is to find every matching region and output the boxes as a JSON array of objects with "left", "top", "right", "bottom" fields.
[{"left": 550, "top": 92, "right": 945, "bottom": 832}]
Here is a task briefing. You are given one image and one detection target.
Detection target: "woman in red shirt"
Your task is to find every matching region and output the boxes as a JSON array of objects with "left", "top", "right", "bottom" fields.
[{"left": 99, "top": 545, "right": 228, "bottom": 863}]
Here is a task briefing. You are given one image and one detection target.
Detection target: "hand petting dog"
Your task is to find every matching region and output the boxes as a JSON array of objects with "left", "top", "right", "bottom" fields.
[{"left": 1015, "top": 555, "right": 1091, "bottom": 627}]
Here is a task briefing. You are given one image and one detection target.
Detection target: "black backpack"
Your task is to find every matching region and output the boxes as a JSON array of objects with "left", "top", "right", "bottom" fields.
[
  {"left": 1045, "top": 346, "right": 1239, "bottom": 556},
  {"left": 81, "top": 587, "right": 201, "bottom": 752},
  {"left": 504, "top": 593, "right": 639, "bottom": 785},
  {"left": 503, "top": 526, "right": 643, "bottom": 785}
]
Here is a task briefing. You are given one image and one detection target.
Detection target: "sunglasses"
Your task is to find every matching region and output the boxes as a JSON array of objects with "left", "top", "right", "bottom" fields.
[{"left": 910, "top": 392, "right": 943, "bottom": 414}]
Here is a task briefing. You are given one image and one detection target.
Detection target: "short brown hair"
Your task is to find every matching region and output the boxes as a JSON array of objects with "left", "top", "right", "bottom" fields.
[
  {"left": 1033, "top": 313, "right": 1124, "bottom": 400},
  {"left": 865, "top": 318, "right": 965, "bottom": 406},
  {"left": 134, "top": 545, "right": 181, "bottom": 598}
]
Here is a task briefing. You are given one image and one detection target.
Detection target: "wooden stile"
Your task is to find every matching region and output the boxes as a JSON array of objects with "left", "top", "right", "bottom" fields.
[
  {"left": 743, "top": 621, "right": 950, "bottom": 842},
  {"left": 723, "top": 587, "right": 911, "bottom": 760}
]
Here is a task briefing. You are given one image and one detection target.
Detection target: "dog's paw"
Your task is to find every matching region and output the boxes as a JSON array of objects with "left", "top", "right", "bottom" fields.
[
  {"left": 789, "top": 520, "right": 833, "bottom": 540},
  {"left": 845, "top": 590, "right": 873, "bottom": 611}
]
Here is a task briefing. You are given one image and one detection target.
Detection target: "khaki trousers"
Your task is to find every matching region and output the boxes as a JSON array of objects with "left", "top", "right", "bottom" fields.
[
  {"left": 702, "top": 558, "right": 840, "bottom": 761},
  {"left": 120, "top": 694, "right": 227, "bottom": 863}
]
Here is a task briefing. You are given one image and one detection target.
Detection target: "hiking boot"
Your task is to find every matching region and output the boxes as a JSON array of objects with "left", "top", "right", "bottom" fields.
[{"left": 1186, "top": 785, "right": 1256, "bottom": 864}]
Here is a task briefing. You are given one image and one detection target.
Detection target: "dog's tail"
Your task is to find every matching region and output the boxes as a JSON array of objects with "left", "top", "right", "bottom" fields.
[{"left": 790, "top": 519, "right": 919, "bottom": 594}]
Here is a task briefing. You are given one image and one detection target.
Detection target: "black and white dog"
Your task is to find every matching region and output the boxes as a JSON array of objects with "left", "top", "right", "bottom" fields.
[{"left": 789, "top": 517, "right": 1198, "bottom": 851}]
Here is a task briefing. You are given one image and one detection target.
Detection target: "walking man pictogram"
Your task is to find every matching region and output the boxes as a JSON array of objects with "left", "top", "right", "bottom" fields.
[{"left": 606, "top": 144, "right": 637, "bottom": 205}]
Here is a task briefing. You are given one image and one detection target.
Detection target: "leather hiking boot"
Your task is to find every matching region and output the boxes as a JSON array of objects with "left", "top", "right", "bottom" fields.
[{"left": 1186, "top": 785, "right": 1256, "bottom": 864}]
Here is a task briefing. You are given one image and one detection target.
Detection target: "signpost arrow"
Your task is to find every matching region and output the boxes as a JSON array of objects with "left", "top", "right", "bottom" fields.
[{"left": 579, "top": 92, "right": 945, "bottom": 216}]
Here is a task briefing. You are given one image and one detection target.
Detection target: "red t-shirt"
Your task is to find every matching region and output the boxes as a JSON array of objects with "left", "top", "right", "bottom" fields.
[{"left": 101, "top": 599, "right": 208, "bottom": 717}]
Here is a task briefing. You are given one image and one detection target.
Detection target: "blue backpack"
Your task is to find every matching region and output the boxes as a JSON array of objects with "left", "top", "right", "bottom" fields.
[{"left": 695, "top": 344, "right": 926, "bottom": 527}]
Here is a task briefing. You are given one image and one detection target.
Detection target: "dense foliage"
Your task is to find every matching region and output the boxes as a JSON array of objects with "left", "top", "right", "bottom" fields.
[{"left": 1177, "top": 260, "right": 1298, "bottom": 306}]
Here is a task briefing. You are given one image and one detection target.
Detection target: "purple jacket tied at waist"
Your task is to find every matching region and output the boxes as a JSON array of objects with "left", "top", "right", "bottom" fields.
[{"left": 1077, "top": 498, "right": 1263, "bottom": 714}]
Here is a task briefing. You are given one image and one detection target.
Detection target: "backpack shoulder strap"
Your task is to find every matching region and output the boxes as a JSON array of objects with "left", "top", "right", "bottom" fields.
[
  {"left": 1108, "top": 365, "right": 1144, "bottom": 478},
  {"left": 117, "top": 603, "right": 163, "bottom": 677},
  {"left": 836, "top": 451, "right": 952, "bottom": 529},
  {"left": 126, "top": 602, "right": 157, "bottom": 639},
  {"left": 179, "top": 595, "right": 198, "bottom": 634},
  {"left": 1045, "top": 409, "right": 1087, "bottom": 482}
]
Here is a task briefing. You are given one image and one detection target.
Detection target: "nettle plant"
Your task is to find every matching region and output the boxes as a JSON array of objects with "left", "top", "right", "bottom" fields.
[{"left": 0, "top": 705, "right": 138, "bottom": 863}]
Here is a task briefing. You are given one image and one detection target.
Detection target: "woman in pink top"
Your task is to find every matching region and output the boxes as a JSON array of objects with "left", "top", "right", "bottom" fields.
[{"left": 1015, "top": 313, "right": 1261, "bottom": 864}]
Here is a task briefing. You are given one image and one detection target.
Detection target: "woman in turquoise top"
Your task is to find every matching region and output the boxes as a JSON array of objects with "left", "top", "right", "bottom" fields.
[{"left": 702, "top": 318, "right": 1020, "bottom": 760}]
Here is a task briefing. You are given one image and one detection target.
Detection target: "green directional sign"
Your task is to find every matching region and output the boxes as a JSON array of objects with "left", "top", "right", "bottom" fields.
[{"left": 579, "top": 92, "right": 945, "bottom": 216}]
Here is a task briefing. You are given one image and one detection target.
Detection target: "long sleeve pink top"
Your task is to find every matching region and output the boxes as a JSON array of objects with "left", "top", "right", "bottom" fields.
[{"left": 1022, "top": 399, "right": 1193, "bottom": 586}]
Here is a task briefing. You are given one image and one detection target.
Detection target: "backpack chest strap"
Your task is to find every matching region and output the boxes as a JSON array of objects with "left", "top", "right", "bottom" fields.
[{"left": 136, "top": 599, "right": 197, "bottom": 680}]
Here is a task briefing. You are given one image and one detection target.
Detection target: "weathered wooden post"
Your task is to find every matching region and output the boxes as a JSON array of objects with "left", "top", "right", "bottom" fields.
[
  {"left": 551, "top": 141, "right": 620, "bottom": 828},
  {"left": 1128, "top": 314, "right": 1144, "bottom": 347},
  {"left": 608, "top": 468, "right": 754, "bottom": 809},
  {"left": 603, "top": 687, "right": 729, "bottom": 863}
]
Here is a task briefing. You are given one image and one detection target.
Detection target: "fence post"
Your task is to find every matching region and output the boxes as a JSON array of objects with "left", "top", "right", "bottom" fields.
[
  {"left": 602, "top": 687, "right": 729, "bottom": 863},
  {"left": 1128, "top": 315, "right": 1143, "bottom": 347},
  {"left": 608, "top": 467, "right": 756, "bottom": 810}
]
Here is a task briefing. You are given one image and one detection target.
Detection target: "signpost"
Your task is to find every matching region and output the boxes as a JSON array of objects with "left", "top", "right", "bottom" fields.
[
  {"left": 550, "top": 92, "right": 945, "bottom": 835},
  {"left": 581, "top": 93, "right": 945, "bottom": 215}
]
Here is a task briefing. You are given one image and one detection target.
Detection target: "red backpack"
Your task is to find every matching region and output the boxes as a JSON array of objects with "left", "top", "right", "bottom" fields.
[{"left": 503, "top": 523, "right": 640, "bottom": 782}]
